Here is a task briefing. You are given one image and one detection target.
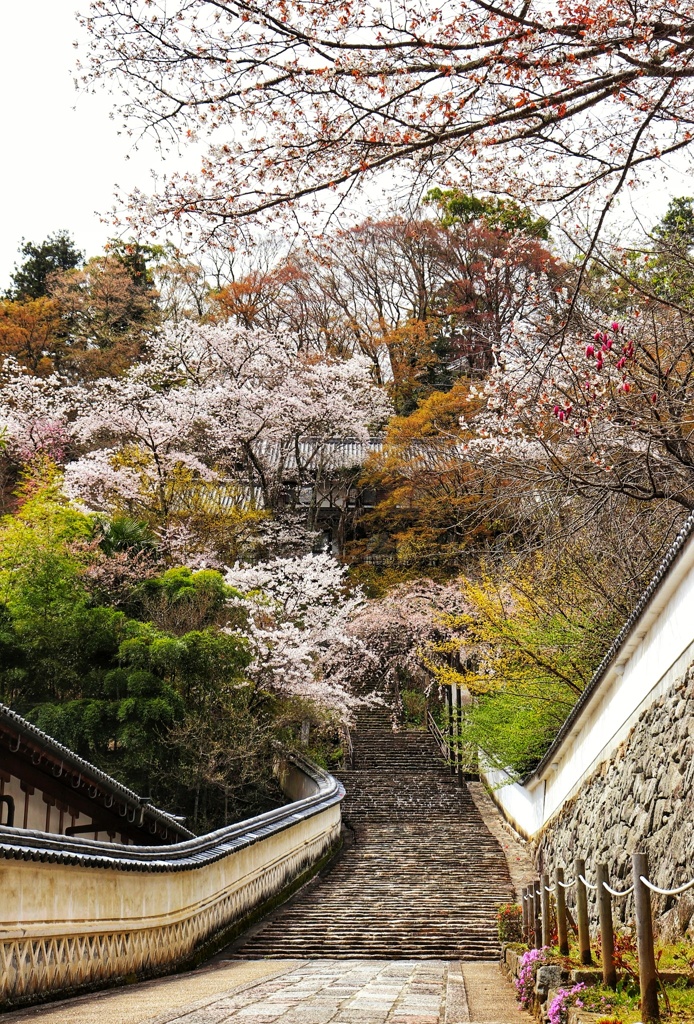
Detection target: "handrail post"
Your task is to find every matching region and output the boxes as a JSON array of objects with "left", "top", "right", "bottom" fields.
[
  {"left": 525, "top": 885, "right": 533, "bottom": 948},
  {"left": 596, "top": 863, "right": 617, "bottom": 989},
  {"left": 555, "top": 866, "right": 569, "bottom": 956},
  {"left": 456, "top": 683, "right": 464, "bottom": 783},
  {"left": 533, "top": 879, "right": 543, "bottom": 949},
  {"left": 541, "top": 872, "right": 551, "bottom": 947},
  {"left": 575, "top": 858, "right": 593, "bottom": 965},
  {"left": 449, "top": 686, "right": 456, "bottom": 777},
  {"left": 633, "top": 852, "right": 660, "bottom": 1022},
  {"left": 451, "top": 682, "right": 460, "bottom": 780}
]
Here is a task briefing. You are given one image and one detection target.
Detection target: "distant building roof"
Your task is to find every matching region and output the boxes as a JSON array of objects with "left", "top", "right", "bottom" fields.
[{"left": 251, "top": 437, "right": 383, "bottom": 473}]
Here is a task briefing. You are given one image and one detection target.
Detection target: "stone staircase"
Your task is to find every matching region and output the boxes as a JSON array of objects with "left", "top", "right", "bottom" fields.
[{"left": 230, "top": 709, "right": 513, "bottom": 960}]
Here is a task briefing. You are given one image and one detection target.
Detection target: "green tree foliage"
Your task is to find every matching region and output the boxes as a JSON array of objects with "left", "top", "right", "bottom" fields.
[
  {"left": 7, "top": 231, "right": 83, "bottom": 300},
  {"left": 653, "top": 196, "right": 694, "bottom": 246},
  {"left": 0, "top": 466, "right": 117, "bottom": 704},
  {"left": 428, "top": 549, "right": 626, "bottom": 777},
  {"left": 425, "top": 189, "right": 549, "bottom": 239},
  {"left": 0, "top": 442, "right": 337, "bottom": 824},
  {"left": 95, "top": 514, "right": 156, "bottom": 556},
  {"left": 643, "top": 196, "right": 694, "bottom": 305},
  {"left": 0, "top": 467, "right": 338, "bottom": 828},
  {"left": 105, "top": 237, "right": 167, "bottom": 292}
]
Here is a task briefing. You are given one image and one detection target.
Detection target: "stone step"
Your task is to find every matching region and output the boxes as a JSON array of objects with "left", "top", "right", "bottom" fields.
[{"left": 228, "top": 713, "right": 513, "bottom": 961}]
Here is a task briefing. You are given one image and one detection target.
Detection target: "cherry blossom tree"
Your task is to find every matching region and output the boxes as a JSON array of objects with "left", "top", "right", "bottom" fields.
[
  {"left": 83, "top": 1, "right": 694, "bottom": 249},
  {"left": 342, "top": 578, "right": 467, "bottom": 699},
  {"left": 40, "top": 321, "right": 391, "bottom": 559},
  {"left": 138, "top": 319, "right": 392, "bottom": 508},
  {"left": 63, "top": 371, "right": 221, "bottom": 519},
  {"left": 0, "top": 360, "right": 77, "bottom": 464},
  {"left": 225, "top": 552, "right": 366, "bottom": 715}
]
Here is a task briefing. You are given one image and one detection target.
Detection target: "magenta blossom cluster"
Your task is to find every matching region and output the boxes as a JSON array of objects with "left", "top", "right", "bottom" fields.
[
  {"left": 514, "top": 947, "right": 549, "bottom": 1009},
  {"left": 584, "top": 320, "right": 634, "bottom": 385},
  {"left": 548, "top": 982, "right": 587, "bottom": 1024}
]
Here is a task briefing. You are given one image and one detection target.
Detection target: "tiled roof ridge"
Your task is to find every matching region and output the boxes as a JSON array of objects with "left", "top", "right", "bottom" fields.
[{"left": 0, "top": 754, "right": 343, "bottom": 871}]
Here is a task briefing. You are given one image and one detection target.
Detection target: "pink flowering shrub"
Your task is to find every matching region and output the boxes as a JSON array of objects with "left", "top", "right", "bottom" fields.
[
  {"left": 547, "top": 982, "right": 586, "bottom": 1024},
  {"left": 514, "top": 947, "right": 549, "bottom": 1009},
  {"left": 17, "top": 418, "right": 70, "bottom": 463}
]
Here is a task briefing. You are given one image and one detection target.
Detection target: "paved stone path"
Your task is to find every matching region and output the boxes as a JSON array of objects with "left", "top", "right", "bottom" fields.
[{"left": 1, "top": 960, "right": 528, "bottom": 1024}]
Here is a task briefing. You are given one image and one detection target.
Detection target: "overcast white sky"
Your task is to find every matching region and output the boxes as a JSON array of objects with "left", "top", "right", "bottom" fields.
[
  {"left": 0, "top": 2, "right": 185, "bottom": 290},
  {"left": 1, "top": 3, "right": 693, "bottom": 292}
]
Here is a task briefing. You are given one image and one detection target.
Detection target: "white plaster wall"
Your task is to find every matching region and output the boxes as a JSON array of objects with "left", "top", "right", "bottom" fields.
[
  {"left": 483, "top": 538, "right": 694, "bottom": 839},
  {"left": 1, "top": 773, "right": 94, "bottom": 836},
  {"left": 0, "top": 803, "right": 340, "bottom": 937}
]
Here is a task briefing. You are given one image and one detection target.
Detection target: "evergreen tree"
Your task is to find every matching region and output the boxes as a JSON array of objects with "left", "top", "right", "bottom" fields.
[{"left": 7, "top": 231, "right": 83, "bottom": 300}]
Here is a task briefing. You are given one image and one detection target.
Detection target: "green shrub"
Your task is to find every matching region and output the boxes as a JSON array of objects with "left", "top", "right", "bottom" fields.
[
  {"left": 497, "top": 902, "right": 523, "bottom": 942},
  {"left": 401, "top": 688, "right": 426, "bottom": 726}
]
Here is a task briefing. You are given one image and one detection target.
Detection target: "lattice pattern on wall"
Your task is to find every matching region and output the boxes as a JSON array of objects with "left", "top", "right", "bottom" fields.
[{"left": 1, "top": 823, "right": 338, "bottom": 1005}]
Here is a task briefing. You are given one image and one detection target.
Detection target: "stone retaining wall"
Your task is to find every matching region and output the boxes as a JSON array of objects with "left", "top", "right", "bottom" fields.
[{"left": 534, "top": 667, "right": 694, "bottom": 939}]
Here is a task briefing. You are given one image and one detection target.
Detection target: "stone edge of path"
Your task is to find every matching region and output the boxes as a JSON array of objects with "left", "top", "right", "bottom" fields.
[
  {"left": 444, "top": 961, "right": 470, "bottom": 1024},
  {"left": 461, "top": 961, "right": 528, "bottom": 1024},
  {"left": 466, "top": 781, "right": 535, "bottom": 897}
]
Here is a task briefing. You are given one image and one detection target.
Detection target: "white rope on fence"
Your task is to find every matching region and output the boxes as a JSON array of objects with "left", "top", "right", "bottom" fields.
[
  {"left": 602, "top": 882, "right": 635, "bottom": 897},
  {"left": 639, "top": 876, "right": 694, "bottom": 897},
  {"left": 519, "top": 868, "right": 693, "bottom": 902}
]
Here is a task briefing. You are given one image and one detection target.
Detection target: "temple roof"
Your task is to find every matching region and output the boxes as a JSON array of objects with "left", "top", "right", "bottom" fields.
[{"left": 0, "top": 702, "right": 194, "bottom": 844}]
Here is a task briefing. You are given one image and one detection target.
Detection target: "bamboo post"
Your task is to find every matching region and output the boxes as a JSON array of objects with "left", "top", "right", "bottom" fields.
[
  {"left": 555, "top": 866, "right": 569, "bottom": 956},
  {"left": 633, "top": 852, "right": 660, "bottom": 1022},
  {"left": 541, "top": 872, "right": 551, "bottom": 947},
  {"left": 596, "top": 863, "right": 617, "bottom": 989},
  {"left": 533, "top": 880, "right": 543, "bottom": 949},
  {"left": 575, "top": 858, "right": 593, "bottom": 965}
]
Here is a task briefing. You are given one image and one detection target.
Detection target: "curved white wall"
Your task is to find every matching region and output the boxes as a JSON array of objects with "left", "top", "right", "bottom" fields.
[
  {"left": 0, "top": 758, "right": 343, "bottom": 1008},
  {"left": 483, "top": 536, "right": 694, "bottom": 839}
]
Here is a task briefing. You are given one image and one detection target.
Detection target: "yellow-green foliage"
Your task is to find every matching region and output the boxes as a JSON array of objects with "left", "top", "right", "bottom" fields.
[{"left": 427, "top": 552, "right": 624, "bottom": 775}]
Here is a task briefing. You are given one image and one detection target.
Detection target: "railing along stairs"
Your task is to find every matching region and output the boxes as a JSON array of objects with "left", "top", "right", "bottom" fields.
[{"left": 426, "top": 706, "right": 478, "bottom": 782}]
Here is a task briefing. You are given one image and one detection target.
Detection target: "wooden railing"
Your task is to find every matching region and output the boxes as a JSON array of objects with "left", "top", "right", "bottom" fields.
[
  {"left": 0, "top": 756, "right": 343, "bottom": 1010},
  {"left": 426, "top": 706, "right": 478, "bottom": 781},
  {"left": 522, "top": 850, "right": 694, "bottom": 1022},
  {"left": 426, "top": 710, "right": 451, "bottom": 765},
  {"left": 341, "top": 724, "right": 354, "bottom": 767}
]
